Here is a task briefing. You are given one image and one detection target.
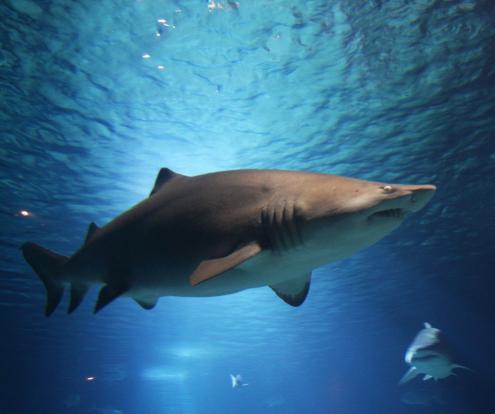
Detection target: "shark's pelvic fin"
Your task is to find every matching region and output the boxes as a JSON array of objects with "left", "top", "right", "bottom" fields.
[
  {"left": 94, "top": 284, "right": 129, "bottom": 313},
  {"left": 68, "top": 283, "right": 89, "bottom": 314},
  {"left": 423, "top": 375, "right": 433, "bottom": 381},
  {"left": 134, "top": 298, "right": 157, "bottom": 310},
  {"left": 21, "top": 242, "right": 68, "bottom": 317},
  {"left": 190, "top": 242, "right": 262, "bottom": 286},
  {"left": 399, "top": 367, "right": 419, "bottom": 385},
  {"left": 84, "top": 222, "right": 100, "bottom": 245},
  {"left": 270, "top": 273, "right": 311, "bottom": 307},
  {"left": 149, "top": 168, "right": 184, "bottom": 197}
]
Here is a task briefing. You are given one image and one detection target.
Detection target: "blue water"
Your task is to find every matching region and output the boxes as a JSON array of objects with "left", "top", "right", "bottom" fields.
[{"left": 1, "top": 0, "right": 494, "bottom": 413}]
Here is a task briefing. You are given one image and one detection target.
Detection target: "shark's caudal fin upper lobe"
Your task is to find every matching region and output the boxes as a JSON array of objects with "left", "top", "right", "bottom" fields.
[{"left": 21, "top": 242, "right": 69, "bottom": 316}]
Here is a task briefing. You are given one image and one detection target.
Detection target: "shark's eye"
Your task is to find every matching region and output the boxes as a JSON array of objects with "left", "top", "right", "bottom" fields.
[{"left": 381, "top": 185, "right": 394, "bottom": 193}]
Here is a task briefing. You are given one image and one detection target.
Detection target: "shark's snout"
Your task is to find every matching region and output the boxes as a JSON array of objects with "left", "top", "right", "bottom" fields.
[
  {"left": 406, "top": 185, "right": 436, "bottom": 212},
  {"left": 367, "top": 184, "right": 436, "bottom": 222}
]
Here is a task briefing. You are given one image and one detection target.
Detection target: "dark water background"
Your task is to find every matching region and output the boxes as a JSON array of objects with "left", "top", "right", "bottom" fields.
[{"left": 1, "top": 0, "right": 494, "bottom": 413}]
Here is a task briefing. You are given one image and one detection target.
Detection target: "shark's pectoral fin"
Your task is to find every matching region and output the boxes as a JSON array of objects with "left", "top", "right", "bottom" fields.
[
  {"left": 270, "top": 273, "right": 311, "bottom": 307},
  {"left": 68, "top": 283, "right": 89, "bottom": 314},
  {"left": 190, "top": 242, "right": 262, "bottom": 286},
  {"left": 134, "top": 298, "right": 158, "bottom": 310},
  {"left": 452, "top": 363, "right": 473, "bottom": 372},
  {"left": 94, "top": 284, "right": 129, "bottom": 313},
  {"left": 84, "top": 222, "right": 100, "bottom": 245},
  {"left": 399, "top": 367, "right": 419, "bottom": 385}
]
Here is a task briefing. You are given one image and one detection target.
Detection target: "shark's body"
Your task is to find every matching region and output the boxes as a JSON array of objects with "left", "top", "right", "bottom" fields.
[
  {"left": 22, "top": 168, "right": 436, "bottom": 315},
  {"left": 399, "top": 323, "right": 470, "bottom": 384}
]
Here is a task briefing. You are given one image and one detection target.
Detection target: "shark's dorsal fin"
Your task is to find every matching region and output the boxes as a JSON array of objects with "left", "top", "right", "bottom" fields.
[
  {"left": 134, "top": 298, "right": 157, "bottom": 310},
  {"left": 150, "top": 168, "right": 183, "bottom": 197},
  {"left": 270, "top": 273, "right": 311, "bottom": 307},
  {"left": 84, "top": 222, "right": 100, "bottom": 245},
  {"left": 190, "top": 242, "right": 262, "bottom": 286},
  {"left": 424, "top": 322, "right": 432, "bottom": 329}
]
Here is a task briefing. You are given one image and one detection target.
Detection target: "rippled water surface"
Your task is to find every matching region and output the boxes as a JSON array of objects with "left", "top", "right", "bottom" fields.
[{"left": 1, "top": 1, "right": 495, "bottom": 413}]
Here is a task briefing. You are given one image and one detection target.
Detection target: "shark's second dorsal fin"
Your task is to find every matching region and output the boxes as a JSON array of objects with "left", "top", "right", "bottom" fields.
[
  {"left": 150, "top": 168, "right": 183, "bottom": 197},
  {"left": 85, "top": 222, "right": 100, "bottom": 245}
]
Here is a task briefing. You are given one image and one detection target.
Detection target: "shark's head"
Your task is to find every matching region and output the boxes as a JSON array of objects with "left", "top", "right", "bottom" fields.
[{"left": 297, "top": 175, "right": 436, "bottom": 260}]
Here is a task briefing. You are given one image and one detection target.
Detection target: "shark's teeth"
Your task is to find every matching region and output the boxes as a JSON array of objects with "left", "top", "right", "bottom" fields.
[{"left": 371, "top": 208, "right": 404, "bottom": 219}]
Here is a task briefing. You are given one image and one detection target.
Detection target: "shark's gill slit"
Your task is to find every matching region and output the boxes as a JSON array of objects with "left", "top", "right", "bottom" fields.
[
  {"left": 260, "top": 206, "right": 277, "bottom": 251},
  {"left": 275, "top": 204, "right": 289, "bottom": 251},
  {"left": 282, "top": 202, "right": 297, "bottom": 249}
]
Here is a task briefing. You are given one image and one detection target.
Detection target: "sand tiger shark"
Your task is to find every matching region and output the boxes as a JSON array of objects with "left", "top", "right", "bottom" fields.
[
  {"left": 21, "top": 168, "right": 436, "bottom": 315},
  {"left": 399, "top": 323, "right": 471, "bottom": 384}
]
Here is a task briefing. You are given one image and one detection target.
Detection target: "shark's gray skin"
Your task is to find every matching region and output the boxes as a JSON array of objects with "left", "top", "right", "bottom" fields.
[
  {"left": 230, "top": 374, "right": 248, "bottom": 388},
  {"left": 399, "top": 323, "right": 471, "bottom": 384},
  {"left": 21, "top": 168, "right": 436, "bottom": 315}
]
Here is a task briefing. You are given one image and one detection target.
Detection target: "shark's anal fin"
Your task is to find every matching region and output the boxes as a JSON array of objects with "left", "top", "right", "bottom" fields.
[
  {"left": 190, "top": 242, "right": 262, "bottom": 286},
  {"left": 94, "top": 284, "right": 129, "bottom": 313},
  {"left": 134, "top": 298, "right": 157, "bottom": 310},
  {"left": 399, "top": 367, "right": 419, "bottom": 385},
  {"left": 84, "top": 222, "right": 100, "bottom": 245},
  {"left": 270, "top": 273, "right": 311, "bottom": 307},
  {"left": 68, "top": 283, "right": 89, "bottom": 314},
  {"left": 149, "top": 168, "right": 184, "bottom": 197}
]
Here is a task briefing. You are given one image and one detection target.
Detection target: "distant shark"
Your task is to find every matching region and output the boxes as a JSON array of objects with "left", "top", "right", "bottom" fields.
[
  {"left": 400, "top": 388, "right": 445, "bottom": 406},
  {"left": 399, "top": 322, "right": 471, "bottom": 384},
  {"left": 230, "top": 374, "right": 248, "bottom": 388},
  {"left": 21, "top": 168, "right": 436, "bottom": 315}
]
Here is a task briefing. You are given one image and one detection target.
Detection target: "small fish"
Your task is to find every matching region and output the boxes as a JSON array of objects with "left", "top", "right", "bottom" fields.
[
  {"left": 399, "top": 322, "right": 471, "bottom": 384},
  {"left": 230, "top": 373, "right": 248, "bottom": 388},
  {"left": 63, "top": 393, "right": 80, "bottom": 408}
]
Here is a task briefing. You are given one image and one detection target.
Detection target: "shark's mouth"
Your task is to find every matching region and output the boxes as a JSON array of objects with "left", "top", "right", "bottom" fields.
[
  {"left": 369, "top": 208, "right": 406, "bottom": 220},
  {"left": 412, "top": 354, "right": 438, "bottom": 362}
]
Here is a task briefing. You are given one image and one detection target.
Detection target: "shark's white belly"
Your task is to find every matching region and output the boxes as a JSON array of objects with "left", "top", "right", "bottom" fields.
[{"left": 130, "top": 234, "right": 373, "bottom": 301}]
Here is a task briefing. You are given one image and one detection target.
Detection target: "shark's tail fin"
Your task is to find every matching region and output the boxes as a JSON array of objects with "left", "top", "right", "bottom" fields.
[{"left": 21, "top": 242, "right": 69, "bottom": 316}]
